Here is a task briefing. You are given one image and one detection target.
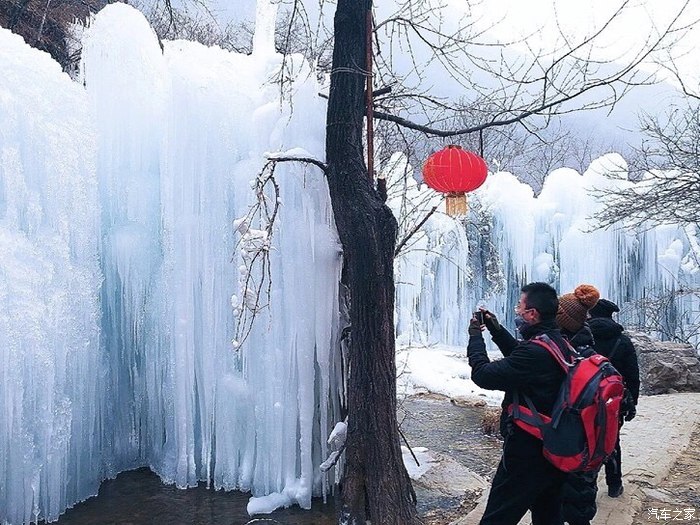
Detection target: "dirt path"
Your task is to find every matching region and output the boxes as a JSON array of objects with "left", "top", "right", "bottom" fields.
[
  {"left": 631, "top": 424, "right": 700, "bottom": 524},
  {"left": 595, "top": 393, "right": 700, "bottom": 525}
]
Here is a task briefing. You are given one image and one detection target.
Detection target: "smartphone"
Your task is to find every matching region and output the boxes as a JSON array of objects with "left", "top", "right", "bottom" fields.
[{"left": 474, "top": 311, "right": 485, "bottom": 325}]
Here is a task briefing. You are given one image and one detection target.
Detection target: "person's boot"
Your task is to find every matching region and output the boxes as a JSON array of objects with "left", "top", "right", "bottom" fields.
[{"left": 608, "top": 484, "right": 624, "bottom": 498}]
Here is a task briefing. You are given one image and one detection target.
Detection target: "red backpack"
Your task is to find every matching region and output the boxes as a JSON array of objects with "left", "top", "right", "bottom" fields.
[{"left": 508, "top": 334, "right": 625, "bottom": 472}]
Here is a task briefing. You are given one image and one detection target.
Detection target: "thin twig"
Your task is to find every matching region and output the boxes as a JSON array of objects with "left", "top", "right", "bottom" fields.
[
  {"left": 265, "top": 156, "right": 328, "bottom": 173},
  {"left": 398, "top": 427, "right": 420, "bottom": 467},
  {"left": 395, "top": 203, "right": 441, "bottom": 256}
]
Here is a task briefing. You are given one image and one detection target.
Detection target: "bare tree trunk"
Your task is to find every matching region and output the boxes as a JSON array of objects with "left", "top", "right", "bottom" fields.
[{"left": 325, "top": 1, "right": 420, "bottom": 523}]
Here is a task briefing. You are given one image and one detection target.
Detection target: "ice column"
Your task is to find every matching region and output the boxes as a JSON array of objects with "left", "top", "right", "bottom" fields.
[{"left": 82, "top": 4, "right": 166, "bottom": 474}]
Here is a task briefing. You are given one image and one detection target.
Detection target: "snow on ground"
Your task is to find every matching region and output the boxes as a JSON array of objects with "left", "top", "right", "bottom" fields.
[
  {"left": 402, "top": 446, "right": 437, "bottom": 480},
  {"left": 397, "top": 343, "right": 504, "bottom": 406}
]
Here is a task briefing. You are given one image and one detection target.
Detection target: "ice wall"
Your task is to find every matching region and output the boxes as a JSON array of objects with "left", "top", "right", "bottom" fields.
[
  {"left": 80, "top": 1, "right": 342, "bottom": 511},
  {"left": 1, "top": 2, "right": 343, "bottom": 523},
  {"left": 394, "top": 152, "right": 700, "bottom": 348},
  {"left": 0, "top": 29, "right": 102, "bottom": 524}
]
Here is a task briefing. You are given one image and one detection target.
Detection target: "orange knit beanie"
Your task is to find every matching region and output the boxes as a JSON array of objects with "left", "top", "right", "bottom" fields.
[{"left": 556, "top": 284, "right": 600, "bottom": 333}]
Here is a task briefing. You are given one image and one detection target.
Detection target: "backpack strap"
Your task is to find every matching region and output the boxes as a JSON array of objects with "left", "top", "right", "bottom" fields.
[
  {"left": 510, "top": 334, "right": 570, "bottom": 436},
  {"left": 531, "top": 334, "right": 576, "bottom": 373},
  {"left": 607, "top": 337, "right": 622, "bottom": 362},
  {"left": 511, "top": 390, "right": 549, "bottom": 439}
]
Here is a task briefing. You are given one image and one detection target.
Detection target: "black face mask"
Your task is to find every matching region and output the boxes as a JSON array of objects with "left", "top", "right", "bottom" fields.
[{"left": 514, "top": 315, "right": 530, "bottom": 335}]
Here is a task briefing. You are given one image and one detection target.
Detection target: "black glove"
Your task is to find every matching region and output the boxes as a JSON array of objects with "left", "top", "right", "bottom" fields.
[
  {"left": 482, "top": 309, "right": 501, "bottom": 332},
  {"left": 468, "top": 316, "right": 483, "bottom": 337},
  {"left": 624, "top": 406, "right": 636, "bottom": 422}
]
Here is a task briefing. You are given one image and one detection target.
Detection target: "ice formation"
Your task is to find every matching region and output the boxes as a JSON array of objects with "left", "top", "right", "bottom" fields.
[
  {"left": 1, "top": 2, "right": 342, "bottom": 523},
  {"left": 391, "top": 153, "right": 700, "bottom": 349},
  {"left": 0, "top": 26, "right": 103, "bottom": 524},
  {"left": 1, "top": 0, "right": 700, "bottom": 523}
]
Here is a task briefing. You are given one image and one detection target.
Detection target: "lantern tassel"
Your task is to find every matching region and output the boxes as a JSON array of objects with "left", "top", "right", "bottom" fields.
[{"left": 446, "top": 193, "right": 467, "bottom": 216}]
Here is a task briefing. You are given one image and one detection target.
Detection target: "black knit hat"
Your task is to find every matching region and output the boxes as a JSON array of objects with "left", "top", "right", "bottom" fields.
[{"left": 589, "top": 298, "right": 620, "bottom": 318}]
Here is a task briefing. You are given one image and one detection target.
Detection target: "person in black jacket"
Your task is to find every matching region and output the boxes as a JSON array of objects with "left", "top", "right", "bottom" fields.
[
  {"left": 588, "top": 298, "right": 640, "bottom": 498},
  {"left": 468, "top": 282, "right": 572, "bottom": 525},
  {"left": 555, "top": 285, "right": 602, "bottom": 525}
]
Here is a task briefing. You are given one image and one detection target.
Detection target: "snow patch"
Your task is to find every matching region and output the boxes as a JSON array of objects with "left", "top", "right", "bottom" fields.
[
  {"left": 397, "top": 344, "right": 504, "bottom": 406},
  {"left": 402, "top": 446, "right": 437, "bottom": 480}
]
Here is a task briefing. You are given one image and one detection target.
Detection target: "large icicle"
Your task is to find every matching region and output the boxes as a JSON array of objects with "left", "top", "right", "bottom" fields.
[{"left": 81, "top": 3, "right": 166, "bottom": 475}]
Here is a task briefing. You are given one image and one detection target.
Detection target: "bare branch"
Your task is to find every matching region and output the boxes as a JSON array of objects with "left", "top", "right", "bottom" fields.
[
  {"left": 593, "top": 99, "right": 700, "bottom": 229},
  {"left": 394, "top": 203, "right": 441, "bottom": 257},
  {"left": 265, "top": 155, "right": 328, "bottom": 172}
]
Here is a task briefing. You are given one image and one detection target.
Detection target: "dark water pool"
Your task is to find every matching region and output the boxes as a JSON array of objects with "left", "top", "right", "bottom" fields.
[
  {"left": 399, "top": 396, "right": 502, "bottom": 516},
  {"left": 49, "top": 469, "right": 335, "bottom": 525},
  {"left": 51, "top": 397, "right": 499, "bottom": 525}
]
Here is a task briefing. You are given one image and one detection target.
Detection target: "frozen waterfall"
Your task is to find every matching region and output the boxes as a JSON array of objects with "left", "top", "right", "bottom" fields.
[
  {"left": 392, "top": 153, "right": 700, "bottom": 349},
  {"left": 1, "top": 3, "right": 342, "bottom": 523}
]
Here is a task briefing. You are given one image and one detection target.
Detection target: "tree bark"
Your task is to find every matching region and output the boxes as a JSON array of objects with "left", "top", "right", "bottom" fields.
[{"left": 325, "top": 1, "right": 420, "bottom": 523}]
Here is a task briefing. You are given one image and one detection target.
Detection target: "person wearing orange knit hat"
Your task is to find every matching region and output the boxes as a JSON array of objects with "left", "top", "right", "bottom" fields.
[
  {"left": 556, "top": 284, "right": 600, "bottom": 337},
  {"left": 557, "top": 284, "right": 602, "bottom": 525}
]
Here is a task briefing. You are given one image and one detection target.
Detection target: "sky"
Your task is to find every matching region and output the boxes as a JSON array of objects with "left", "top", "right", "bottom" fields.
[
  {"left": 162, "top": 0, "right": 700, "bottom": 171},
  {"left": 173, "top": 0, "right": 699, "bottom": 88},
  {"left": 469, "top": 0, "right": 700, "bottom": 86}
]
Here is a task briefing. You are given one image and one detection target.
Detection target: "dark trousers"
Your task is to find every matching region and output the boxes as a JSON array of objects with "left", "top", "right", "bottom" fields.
[
  {"left": 604, "top": 436, "right": 623, "bottom": 488},
  {"left": 480, "top": 432, "right": 566, "bottom": 525},
  {"left": 561, "top": 470, "right": 599, "bottom": 525}
]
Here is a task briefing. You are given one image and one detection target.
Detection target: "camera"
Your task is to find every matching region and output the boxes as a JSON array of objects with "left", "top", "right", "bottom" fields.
[{"left": 474, "top": 310, "right": 485, "bottom": 325}]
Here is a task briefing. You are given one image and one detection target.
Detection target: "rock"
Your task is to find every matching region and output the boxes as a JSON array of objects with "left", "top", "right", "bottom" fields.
[
  {"left": 411, "top": 451, "right": 488, "bottom": 524},
  {"left": 450, "top": 396, "right": 487, "bottom": 408},
  {"left": 413, "top": 452, "right": 488, "bottom": 496},
  {"left": 628, "top": 331, "right": 700, "bottom": 395}
]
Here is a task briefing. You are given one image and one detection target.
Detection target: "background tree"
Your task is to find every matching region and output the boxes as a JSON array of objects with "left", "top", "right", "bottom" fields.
[
  {"left": 0, "top": 0, "right": 109, "bottom": 73},
  {"left": 135, "top": 0, "right": 254, "bottom": 53},
  {"left": 620, "top": 284, "right": 700, "bottom": 350},
  {"left": 594, "top": 86, "right": 700, "bottom": 228}
]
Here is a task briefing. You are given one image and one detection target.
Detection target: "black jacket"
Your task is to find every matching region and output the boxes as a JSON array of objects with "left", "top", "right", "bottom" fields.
[
  {"left": 588, "top": 317, "right": 640, "bottom": 403},
  {"left": 562, "top": 324, "right": 595, "bottom": 355},
  {"left": 468, "top": 319, "right": 572, "bottom": 437}
]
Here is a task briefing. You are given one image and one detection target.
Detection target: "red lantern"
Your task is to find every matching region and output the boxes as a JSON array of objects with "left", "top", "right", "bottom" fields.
[{"left": 422, "top": 145, "right": 488, "bottom": 216}]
